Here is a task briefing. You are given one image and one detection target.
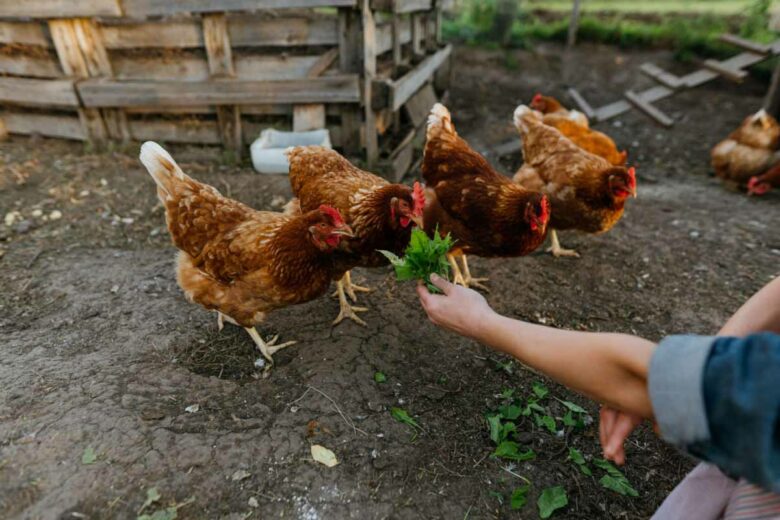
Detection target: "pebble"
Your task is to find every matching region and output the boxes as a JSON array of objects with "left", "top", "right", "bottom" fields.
[
  {"left": 49, "top": 210, "right": 62, "bottom": 220},
  {"left": 110, "top": 284, "right": 119, "bottom": 293},
  {"left": 14, "top": 220, "right": 33, "bottom": 234},
  {"left": 31, "top": 209, "right": 43, "bottom": 218},
  {"left": 689, "top": 231, "right": 700, "bottom": 238},
  {"left": 248, "top": 497, "right": 259, "bottom": 508}
]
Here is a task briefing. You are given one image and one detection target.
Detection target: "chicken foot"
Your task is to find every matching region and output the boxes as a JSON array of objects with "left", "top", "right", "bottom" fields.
[
  {"left": 460, "top": 255, "right": 490, "bottom": 291},
  {"left": 331, "top": 271, "right": 371, "bottom": 302},
  {"left": 217, "top": 311, "right": 238, "bottom": 331},
  {"left": 546, "top": 229, "right": 580, "bottom": 258},
  {"left": 245, "top": 327, "right": 297, "bottom": 364},
  {"left": 447, "top": 254, "right": 489, "bottom": 291},
  {"left": 333, "top": 278, "right": 368, "bottom": 326}
]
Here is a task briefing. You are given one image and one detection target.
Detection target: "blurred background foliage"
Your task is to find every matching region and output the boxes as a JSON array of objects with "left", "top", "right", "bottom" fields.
[{"left": 442, "top": 0, "right": 777, "bottom": 79}]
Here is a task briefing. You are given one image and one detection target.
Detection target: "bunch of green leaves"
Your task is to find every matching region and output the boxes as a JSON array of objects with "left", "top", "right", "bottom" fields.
[
  {"left": 594, "top": 459, "right": 639, "bottom": 497},
  {"left": 567, "top": 448, "right": 592, "bottom": 476},
  {"left": 378, "top": 227, "right": 454, "bottom": 293}
]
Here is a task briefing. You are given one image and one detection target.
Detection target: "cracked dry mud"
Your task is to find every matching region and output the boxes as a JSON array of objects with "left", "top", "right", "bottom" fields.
[{"left": 2, "top": 44, "right": 779, "bottom": 519}]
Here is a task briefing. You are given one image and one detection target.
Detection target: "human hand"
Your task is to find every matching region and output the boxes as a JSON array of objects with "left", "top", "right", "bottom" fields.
[
  {"left": 599, "top": 406, "right": 644, "bottom": 465},
  {"left": 416, "top": 274, "right": 495, "bottom": 340}
]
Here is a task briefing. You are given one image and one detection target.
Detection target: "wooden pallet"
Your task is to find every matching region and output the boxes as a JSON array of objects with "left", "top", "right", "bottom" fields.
[
  {"left": 568, "top": 35, "right": 780, "bottom": 127},
  {"left": 0, "top": 0, "right": 452, "bottom": 178}
]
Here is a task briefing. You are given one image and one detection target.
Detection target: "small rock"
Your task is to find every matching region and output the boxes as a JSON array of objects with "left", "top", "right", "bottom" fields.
[
  {"left": 100, "top": 178, "right": 108, "bottom": 187},
  {"left": 110, "top": 284, "right": 119, "bottom": 294},
  {"left": 612, "top": 120, "right": 623, "bottom": 128},
  {"left": 254, "top": 358, "right": 266, "bottom": 369},
  {"left": 5, "top": 211, "right": 20, "bottom": 227},
  {"left": 689, "top": 231, "right": 700, "bottom": 239},
  {"left": 248, "top": 497, "right": 259, "bottom": 508},
  {"left": 14, "top": 220, "right": 33, "bottom": 234},
  {"left": 140, "top": 409, "right": 166, "bottom": 421},
  {"left": 31, "top": 209, "right": 43, "bottom": 218},
  {"left": 120, "top": 217, "right": 134, "bottom": 225},
  {"left": 185, "top": 404, "right": 200, "bottom": 413},
  {"left": 79, "top": 190, "right": 90, "bottom": 197},
  {"left": 49, "top": 210, "right": 62, "bottom": 221}
]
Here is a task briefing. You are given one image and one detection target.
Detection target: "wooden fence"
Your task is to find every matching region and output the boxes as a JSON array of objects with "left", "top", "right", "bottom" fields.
[{"left": 0, "top": 0, "right": 452, "bottom": 179}]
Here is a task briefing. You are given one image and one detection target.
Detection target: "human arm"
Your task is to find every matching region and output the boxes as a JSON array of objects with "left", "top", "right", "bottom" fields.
[{"left": 416, "top": 274, "right": 656, "bottom": 418}]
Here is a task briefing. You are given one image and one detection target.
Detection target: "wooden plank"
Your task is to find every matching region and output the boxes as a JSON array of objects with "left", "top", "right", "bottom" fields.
[
  {"left": 0, "top": 22, "right": 49, "bottom": 46},
  {"left": 391, "top": 14, "right": 403, "bottom": 67},
  {"left": 702, "top": 59, "right": 748, "bottom": 83},
  {"left": 567, "top": 87, "right": 595, "bottom": 119},
  {"left": 101, "top": 21, "right": 202, "bottom": 49},
  {"left": 0, "top": 0, "right": 122, "bottom": 18},
  {"left": 307, "top": 48, "right": 339, "bottom": 77},
  {"left": 122, "top": 0, "right": 356, "bottom": 17},
  {"left": 49, "top": 20, "right": 88, "bottom": 77},
  {"left": 594, "top": 85, "right": 673, "bottom": 121},
  {"left": 624, "top": 90, "right": 673, "bottom": 127},
  {"left": 79, "top": 76, "right": 361, "bottom": 107},
  {"left": 0, "top": 117, "right": 7, "bottom": 141},
  {"left": 128, "top": 118, "right": 221, "bottom": 144},
  {"left": 112, "top": 54, "right": 323, "bottom": 82},
  {"left": 639, "top": 63, "right": 684, "bottom": 89},
  {"left": 719, "top": 34, "right": 771, "bottom": 55},
  {"left": 293, "top": 104, "right": 326, "bottom": 131},
  {"left": 0, "top": 53, "right": 61, "bottom": 78},
  {"left": 362, "top": 0, "right": 379, "bottom": 167},
  {"left": 1, "top": 111, "right": 85, "bottom": 140},
  {"left": 403, "top": 82, "right": 436, "bottom": 127},
  {"left": 0, "top": 77, "right": 78, "bottom": 107},
  {"left": 386, "top": 43, "right": 451, "bottom": 111},
  {"left": 411, "top": 13, "right": 424, "bottom": 58},
  {"left": 203, "top": 13, "right": 240, "bottom": 156},
  {"left": 376, "top": 19, "right": 412, "bottom": 55},
  {"left": 681, "top": 69, "right": 718, "bottom": 88},
  {"left": 372, "top": 0, "right": 433, "bottom": 13},
  {"left": 73, "top": 19, "right": 113, "bottom": 77},
  {"left": 230, "top": 16, "right": 338, "bottom": 48}
]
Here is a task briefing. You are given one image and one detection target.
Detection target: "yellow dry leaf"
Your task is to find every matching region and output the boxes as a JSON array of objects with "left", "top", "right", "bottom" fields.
[{"left": 311, "top": 444, "right": 339, "bottom": 468}]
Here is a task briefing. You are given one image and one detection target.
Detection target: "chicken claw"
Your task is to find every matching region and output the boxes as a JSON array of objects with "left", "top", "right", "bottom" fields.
[
  {"left": 245, "top": 327, "right": 297, "bottom": 364},
  {"left": 217, "top": 311, "right": 238, "bottom": 331},
  {"left": 448, "top": 253, "right": 489, "bottom": 291},
  {"left": 333, "top": 279, "right": 368, "bottom": 326},
  {"left": 331, "top": 271, "right": 372, "bottom": 302},
  {"left": 546, "top": 229, "right": 580, "bottom": 258}
]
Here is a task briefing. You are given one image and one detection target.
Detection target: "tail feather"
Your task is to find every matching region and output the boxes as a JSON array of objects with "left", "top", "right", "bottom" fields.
[
  {"left": 139, "top": 141, "right": 187, "bottom": 201},
  {"left": 426, "top": 103, "right": 454, "bottom": 141}
]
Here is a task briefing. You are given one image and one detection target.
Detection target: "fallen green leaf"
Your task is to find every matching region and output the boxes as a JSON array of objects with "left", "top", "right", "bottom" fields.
[
  {"left": 373, "top": 371, "right": 387, "bottom": 383},
  {"left": 561, "top": 410, "right": 577, "bottom": 427},
  {"left": 556, "top": 398, "right": 587, "bottom": 414},
  {"left": 510, "top": 485, "right": 530, "bottom": 510},
  {"left": 500, "top": 388, "right": 515, "bottom": 399},
  {"left": 491, "top": 441, "right": 536, "bottom": 461},
  {"left": 140, "top": 487, "right": 161, "bottom": 513},
  {"left": 539, "top": 414, "right": 557, "bottom": 433},
  {"left": 538, "top": 486, "right": 568, "bottom": 519},
  {"left": 532, "top": 382, "right": 549, "bottom": 400},
  {"left": 81, "top": 447, "right": 97, "bottom": 465},
  {"left": 138, "top": 507, "right": 177, "bottom": 520},
  {"left": 567, "top": 448, "right": 592, "bottom": 476},
  {"left": 594, "top": 459, "right": 638, "bottom": 497},
  {"left": 487, "top": 414, "right": 502, "bottom": 444},
  {"left": 391, "top": 407, "right": 421, "bottom": 430},
  {"left": 498, "top": 403, "right": 522, "bottom": 421}
]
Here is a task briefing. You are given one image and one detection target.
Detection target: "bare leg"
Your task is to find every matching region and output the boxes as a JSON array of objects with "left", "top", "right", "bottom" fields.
[
  {"left": 245, "top": 327, "right": 297, "bottom": 364},
  {"left": 460, "top": 255, "right": 490, "bottom": 291},
  {"left": 447, "top": 253, "right": 466, "bottom": 286},
  {"left": 217, "top": 311, "right": 238, "bottom": 331},
  {"left": 333, "top": 278, "right": 368, "bottom": 326},
  {"left": 546, "top": 229, "right": 580, "bottom": 258},
  {"left": 331, "top": 271, "right": 372, "bottom": 302}
]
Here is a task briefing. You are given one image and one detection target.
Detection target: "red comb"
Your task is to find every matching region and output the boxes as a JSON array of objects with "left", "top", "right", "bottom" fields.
[
  {"left": 539, "top": 195, "right": 550, "bottom": 224},
  {"left": 319, "top": 204, "right": 345, "bottom": 227},
  {"left": 532, "top": 93, "right": 542, "bottom": 103},
  {"left": 412, "top": 181, "right": 425, "bottom": 216},
  {"left": 627, "top": 167, "right": 637, "bottom": 189}
]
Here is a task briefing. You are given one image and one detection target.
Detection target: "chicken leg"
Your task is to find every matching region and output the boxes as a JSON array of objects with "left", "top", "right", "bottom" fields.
[
  {"left": 217, "top": 311, "right": 238, "bottom": 331},
  {"left": 447, "top": 253, "right": 466, "bottom": 286},
  {"left": 332, "top": 270, "right": 372, "bottom": 302},
  {"left": 333, "top": 277, "right": 368, "bottom": 326},
  {"left": 546, "top": 229, "right": 580, "bottom": 258},
  {"left": 245, "top": 327, "right": 297, "bottom": 364},
  {"left": 460, "top": 255, "right": 489, "bottom": 291}
]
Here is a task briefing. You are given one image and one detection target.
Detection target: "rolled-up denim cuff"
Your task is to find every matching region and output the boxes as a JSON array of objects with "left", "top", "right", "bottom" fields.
[{"left": 649, "top": 335, "right": 714, "bottom": 446}]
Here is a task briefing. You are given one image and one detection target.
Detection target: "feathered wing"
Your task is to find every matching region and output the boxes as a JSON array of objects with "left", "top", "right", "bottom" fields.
[{"left": 139, "top": 141, "right": 283, "bottom": 283}]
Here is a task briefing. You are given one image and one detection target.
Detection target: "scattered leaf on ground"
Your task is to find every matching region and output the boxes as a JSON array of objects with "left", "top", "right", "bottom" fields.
[
  {"left": 139, "top": 487, "right": 161, "bottom": 513},
  {"left": 538, "top": 486, "right": 568, "bottom": 519},
  {"left": 81, "top": 447, "right": 97, "bottom": 465},
  {"left": 532, "top": 382, "right": 549, "bottom": 399},
  {"left": 594, "top": 459, "right": 638, "bottom": 497},
  {"left": 556, "top": 398, "right": 587, "bottom": 414},
  {"left": 567, "top": 448, "right": 592, "bottom": 476},
  {"left": 137, "top": 507, "right": 177, "bottom": 520},
  {"left": 374, "top": 371, "right": 387, "bottom": 383},
  {"left": 498, "top": 403, "right": 522, "bottom": 420},
  {"left": 511, "top": 485, "right": 530, "bottom": 510},
  {"left": 391, "top": 407, "right": 421, "bottom": 430},
  {"left": 491, "top": 441, "right": 536, "bottom": 461},
  {"left": 231, "top": 469, "right": 251, "bottom": 481},
  {"left": 539, "top": 414, "right": 557, "bottom": 433},
  {"left": 311, "top": 444, "right": 339, "bottom": 468}
]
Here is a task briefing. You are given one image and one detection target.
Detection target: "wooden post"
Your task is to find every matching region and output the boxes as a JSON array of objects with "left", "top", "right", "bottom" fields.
[
  {"left": 361, "top": 0, "right": 378, "bottom": 167},
  {"left": 203, "top": 13, "right": 241, "bottom": 157},
  {"left": 73, "top": 18, "right": 129, "bottom": 142},
  {"left": 411, "top": 13, "right": 424, "bottom": 59},
  {"left": 49, "top": 19, "right": 107, "bottom": 144},
  {"left": 567, "top": 0, "right": 582, "bottom": 47},
  {"left": 392, "top": 13, "right": 403, "bottom": 69},
  {"left": 338, "top": 7, "right": 362, "bottom": 154},
  {"left": 764, "top": 60, "right": 780, "bottom": 119}
]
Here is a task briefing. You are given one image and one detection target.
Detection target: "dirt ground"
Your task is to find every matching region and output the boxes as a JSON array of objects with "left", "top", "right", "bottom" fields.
[{"left": 1, "top": 43, "right": 779, "bottom": 520}]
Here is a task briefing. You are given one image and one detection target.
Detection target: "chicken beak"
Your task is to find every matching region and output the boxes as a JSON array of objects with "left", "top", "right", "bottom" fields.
[
  {"left": 332, "top": 225, "right": 354, "bottom": 238},
  {"left": 410, "top": 214, "right": 424, "bottom": 228}
]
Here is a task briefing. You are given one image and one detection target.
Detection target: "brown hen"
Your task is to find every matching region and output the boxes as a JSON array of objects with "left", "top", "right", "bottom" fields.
[
  {"left": 512, "top": 105, "right": 636, "bottom": 258},
  {"left": 139, "top": 142, "right": 353, "bottom": 365},
  {"left": 422, "top": 104, "right": 550, "bottom": 289}
]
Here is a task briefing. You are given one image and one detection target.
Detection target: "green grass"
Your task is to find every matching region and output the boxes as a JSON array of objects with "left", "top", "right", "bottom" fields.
[
  {"left": 525, "top": 0, "right": 760, "bottom": 15},
  {"left": 442, "top": 0, "right": 778, "bottom": 80}
]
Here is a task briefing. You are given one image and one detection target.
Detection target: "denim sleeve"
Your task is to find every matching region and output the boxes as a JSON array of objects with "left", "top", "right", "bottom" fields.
[{"left": 649, "top": 333, "right": 780, "bottom": 492}]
